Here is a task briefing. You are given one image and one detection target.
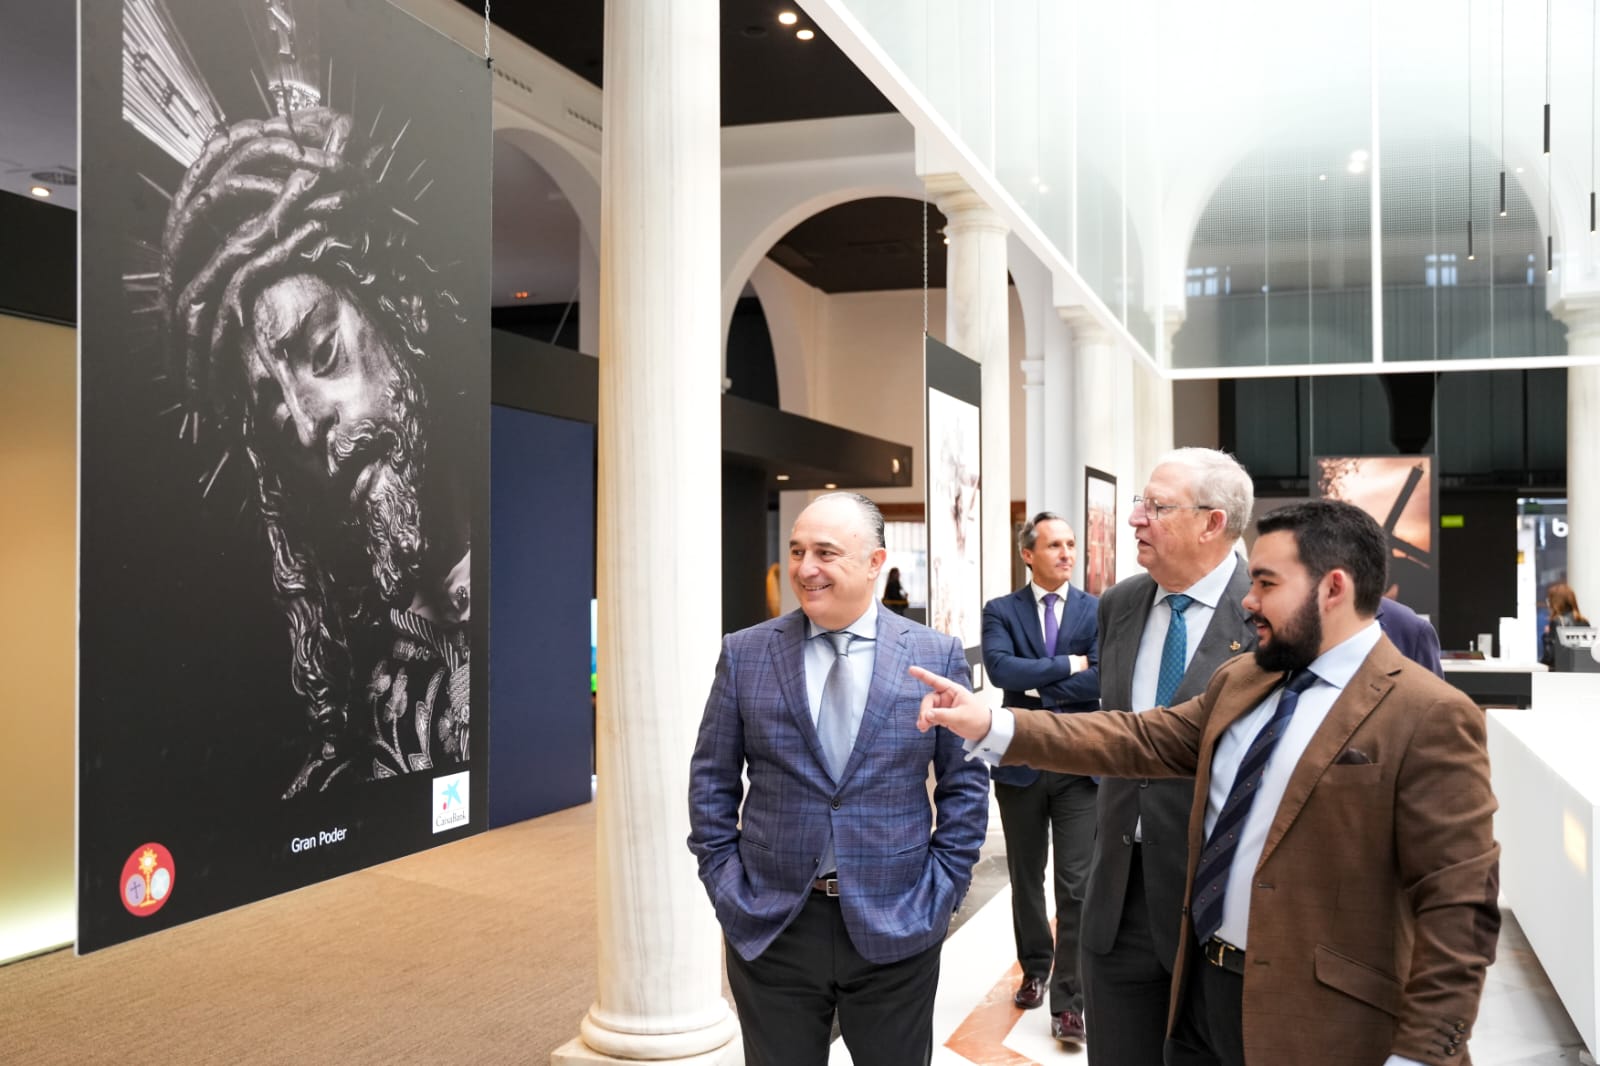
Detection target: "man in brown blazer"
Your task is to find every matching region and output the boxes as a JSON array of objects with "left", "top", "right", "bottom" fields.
[{"left": 912, "top": 499, "right": 1500, "bottom": 1066}]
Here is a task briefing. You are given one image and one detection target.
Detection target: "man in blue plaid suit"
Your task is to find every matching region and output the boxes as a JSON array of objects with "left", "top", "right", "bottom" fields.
[{"left": 689, "top": 492, "right": 990, "bottom": 1066}]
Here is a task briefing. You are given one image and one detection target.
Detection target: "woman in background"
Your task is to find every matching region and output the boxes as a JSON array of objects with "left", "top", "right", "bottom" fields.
[
  {"left": 1541, "top": 581, "right": 1590, "bottom": 667},
  {"left": 882, "top": 567, "right": 910, "bottom": 615}
]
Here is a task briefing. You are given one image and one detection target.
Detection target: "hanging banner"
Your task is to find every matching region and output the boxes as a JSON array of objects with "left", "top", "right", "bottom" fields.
[
  {"left": 79, "top": 0, "right": 490, "bottom": 951},
  {"left": 924, "top": 336, "right": 983, "bottom": 680}
]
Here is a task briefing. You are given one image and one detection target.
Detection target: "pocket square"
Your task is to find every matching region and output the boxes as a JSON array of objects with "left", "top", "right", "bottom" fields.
[{"left": 1334, "top": 747, "right": 1373, "bottom": 765}]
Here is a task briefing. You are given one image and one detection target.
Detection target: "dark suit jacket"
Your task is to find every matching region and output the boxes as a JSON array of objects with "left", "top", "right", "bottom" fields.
[
  {"left": 1005, "top": 635, "right": 1501, "bottom": 1066},
  {"left": 1377, "top": 598, "right": 1444, "bottom": 677},
  {"left": 688, "top": 608, "right": 991, "bottom": 965},
  {"left": 981, "top": 583, "right": 1099, "bottom": 787},
  {"left": 1081, "top": 558, "right": 1256, "bottom": 967}
]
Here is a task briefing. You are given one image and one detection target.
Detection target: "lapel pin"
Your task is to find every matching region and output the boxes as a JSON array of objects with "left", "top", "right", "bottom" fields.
[{"left": 1230, "top": 641, "right": 1241, "bottom": 651}]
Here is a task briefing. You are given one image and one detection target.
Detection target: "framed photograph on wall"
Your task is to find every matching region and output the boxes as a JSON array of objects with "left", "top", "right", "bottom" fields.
[{"left": 1084, "top": 467, "right": 1117, "bottom": 596}]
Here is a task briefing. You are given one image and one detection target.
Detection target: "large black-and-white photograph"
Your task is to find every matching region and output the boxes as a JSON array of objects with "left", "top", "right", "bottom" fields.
[
  {"left": 79, "top": 0, "right": 489, "bottom": 951},
  {"left": 924, "top": 336, "right": 983, "bottom": 678}
]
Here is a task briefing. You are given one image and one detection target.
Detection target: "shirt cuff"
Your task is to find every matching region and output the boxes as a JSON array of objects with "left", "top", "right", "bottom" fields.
[
  {"left": 961, "top": 706, "right": 1016, "bottom": 766},
  {"left": 1383, "top": 1056, "right": 1428, "bottom": 1066}
]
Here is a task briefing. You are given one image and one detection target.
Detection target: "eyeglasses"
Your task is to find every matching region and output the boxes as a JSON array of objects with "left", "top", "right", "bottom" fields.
[{"left": 1131, "top": 495, "right": 1215, "bottom": 522}]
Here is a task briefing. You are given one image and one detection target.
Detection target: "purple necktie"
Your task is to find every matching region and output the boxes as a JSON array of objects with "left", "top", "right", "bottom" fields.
[{"left": 1042, "top": 592, "right": 1060, "bottom": 655}]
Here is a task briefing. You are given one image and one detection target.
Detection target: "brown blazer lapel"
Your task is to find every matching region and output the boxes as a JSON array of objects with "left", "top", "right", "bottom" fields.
[{"left": 1257, "top": 637, "right": 1402, "bottom": 869}]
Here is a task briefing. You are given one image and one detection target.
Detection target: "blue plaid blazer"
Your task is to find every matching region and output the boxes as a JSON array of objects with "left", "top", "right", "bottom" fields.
[{"left": 688, "top": 607, "right": 990, "bottom": 965}]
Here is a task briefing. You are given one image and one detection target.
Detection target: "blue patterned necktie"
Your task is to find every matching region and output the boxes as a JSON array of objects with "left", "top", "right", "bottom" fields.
[
  {"left": 1190, "top": 668, "right": 1322, "bottom": 945},
  {"left": 1042, "top": 592, "right": 1061, "bottom": 655},
  {"left": 1154, "top": 594, "right": 1194, "bottom": 706}
]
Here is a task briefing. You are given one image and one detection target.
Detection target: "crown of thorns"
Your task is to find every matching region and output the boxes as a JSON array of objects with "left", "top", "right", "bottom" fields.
[{"left": 159, "top": 107, "right": 437, "bottom": 427}]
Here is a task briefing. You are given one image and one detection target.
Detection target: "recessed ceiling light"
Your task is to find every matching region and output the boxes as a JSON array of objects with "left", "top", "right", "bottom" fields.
[
  {"left": 1346, "top": 161, "right": 1366, "bottom": 174},
  {"left": 796, "top": 28, "right": 815, "bottom": 41},
  {"left": 1037, "top": 183, "right": 1049, "bottom": 193},
  {"left": 29, "top": 185, "right": 50, "bottom": 198},
  {"left": 514, "top": 290, "right": 529, "bottom": 300},
  {"left": 778, "top": 11, "right": 798, "bottom": 25},
  {"left": 1516, "top": 166, "right": 1525, "bottom": 173},
  {"left": 824, "top": 482, "right": 837, "bottom": 489},
  {"left": 776, "top": 474, "right": 791, "bottom": 481},
  {"left": 1318, "top": 174, "right": 1327, "bottom": 181},
  {"left": 1350, "top": 149, "right": 1369, "bottom": 163}
]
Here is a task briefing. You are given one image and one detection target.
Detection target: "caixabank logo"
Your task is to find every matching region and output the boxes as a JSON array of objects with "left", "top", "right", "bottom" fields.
[
  {"left": 432, "top": 771, "right": 470, "bottom": 833},
  {"left": 120, "top": 842, "right": 175, "bottom": 917}
]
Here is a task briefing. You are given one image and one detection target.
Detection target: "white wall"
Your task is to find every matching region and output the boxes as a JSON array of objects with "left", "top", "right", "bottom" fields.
[{"left": 778, "top": 281, "right": 1028, "bottom": 510}]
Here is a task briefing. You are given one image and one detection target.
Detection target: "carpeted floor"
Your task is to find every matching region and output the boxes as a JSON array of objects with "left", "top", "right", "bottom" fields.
[
  {"left": 1, "top": 805, "right": 603, "bottom": 1065},
  {"left": 1, "top": 793, "right": 1011, "bottom": 1066}
]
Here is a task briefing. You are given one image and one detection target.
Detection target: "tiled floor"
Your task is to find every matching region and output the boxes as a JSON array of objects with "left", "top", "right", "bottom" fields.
[{"left": 831, "top": 796, "right": 1592, "bottom": 1065}]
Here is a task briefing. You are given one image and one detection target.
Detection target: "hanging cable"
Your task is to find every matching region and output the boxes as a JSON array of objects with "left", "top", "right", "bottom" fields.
[{"left": 1469, "top": 0, "right": 1475, "bottom": 260}]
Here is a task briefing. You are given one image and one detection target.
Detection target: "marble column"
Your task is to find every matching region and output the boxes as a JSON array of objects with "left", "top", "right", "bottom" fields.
[
  {"left": 1059, "top": 306, "right": 1121, "bottom": 584},
  {"left": 927, "top": 173, "right": 1012, "bottom": 616},
  {"left": 552, "top": 0, "right": 738, "bottom": 1061},
  {"left": 1021, "top": 356, "right": 1045, "bottom": 517},
  {"left": 1041, "top": 307, "right": 1073, "bottom": 518},
  {"left": 578, "top": 234, "right": 600, "bottom": 357},
  {"left": 1554, "top": 298, "right": 1600, "bottom": 605}
]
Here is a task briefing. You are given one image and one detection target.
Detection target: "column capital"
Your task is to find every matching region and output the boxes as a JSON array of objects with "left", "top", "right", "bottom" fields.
[
  {"left": 924, "top": 172, "right": 1007, "bottom": 234},
  {"left": 1057, "top": 304, "right": 1114, "bottom": 347},
  {"left": 1021, "top": 357, "right": 1045, "bottom": 387},
  {"left": 1551, "top": 294, "right": 1600, "bottom": 345}
]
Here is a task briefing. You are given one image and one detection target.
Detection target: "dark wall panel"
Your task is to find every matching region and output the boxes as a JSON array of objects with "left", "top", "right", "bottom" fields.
[
  {"left": 1437, "top": 491, "right": 1517, "bottom": 651},
  {"left": 0, "top": 193, "right": 74, "bottom": 325},
  {"left": 489, "top": 406, "right": 594, "bottom": 825}
]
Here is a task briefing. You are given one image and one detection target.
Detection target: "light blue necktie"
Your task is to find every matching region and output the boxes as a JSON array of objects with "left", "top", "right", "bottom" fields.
[
  {"left": 816, "top": 631, "right": 857, "bottom": 876},
  {"left": 1154, "top": 594, "right": 1194, "bottom": 706},
  {"left": 817, "top": 632, "right": 857, "bottom": 781}
]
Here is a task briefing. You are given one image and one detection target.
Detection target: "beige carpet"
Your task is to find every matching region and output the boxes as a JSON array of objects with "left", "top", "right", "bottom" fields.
[{"left": 0, "top": 804, "right": 601, "bottom": 1065}]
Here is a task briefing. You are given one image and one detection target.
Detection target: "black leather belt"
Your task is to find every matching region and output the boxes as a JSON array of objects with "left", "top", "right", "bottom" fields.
[
  {"left": 1201, "top": 936, "right": 1245, "bottom": 975},
  {"left": 811, "top": 876, "right": 839, "bottom": 897}
]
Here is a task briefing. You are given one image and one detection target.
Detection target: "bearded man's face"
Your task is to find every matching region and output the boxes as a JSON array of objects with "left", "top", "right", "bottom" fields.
[{"left": 243, "top": 272, "right": 427, "bottom": 604}]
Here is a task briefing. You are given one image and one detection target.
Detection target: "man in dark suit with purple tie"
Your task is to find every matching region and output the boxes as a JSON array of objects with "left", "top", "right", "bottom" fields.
[{"left": 981, "top": 512, "right": 1100, "bottom": 1048}]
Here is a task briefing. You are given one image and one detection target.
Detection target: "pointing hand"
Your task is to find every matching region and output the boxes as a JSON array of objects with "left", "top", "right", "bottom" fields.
[{"left": 909, "top": 665, "right": 993, "bottom": 741}]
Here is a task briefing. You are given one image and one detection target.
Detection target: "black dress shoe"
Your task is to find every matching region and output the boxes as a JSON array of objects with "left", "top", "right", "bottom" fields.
[
  {"left": 1013, "top": 974, "right": 1046, "bottom": 1010},
  {"left": 1052, "top": 1009, "right": 1086, "bottom": 1049}
]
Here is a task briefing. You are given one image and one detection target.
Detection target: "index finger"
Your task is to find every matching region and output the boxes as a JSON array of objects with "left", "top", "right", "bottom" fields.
[{"left": 908, "top": 664, "right": 954, "bottom": 692}]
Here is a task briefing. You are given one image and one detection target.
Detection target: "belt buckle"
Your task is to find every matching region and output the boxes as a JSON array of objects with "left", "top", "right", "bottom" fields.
[
  {"left": 1206, "top": 938, "right": 1228, "bottom": 968},
  {"left": 820, "top": 877, "right": 839, "bottom": 897}
]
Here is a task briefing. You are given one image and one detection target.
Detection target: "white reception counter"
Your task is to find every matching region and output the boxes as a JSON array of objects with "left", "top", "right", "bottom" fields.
[{"left": 1488, "top": 677, "right": 1600, "bottom": 1056}]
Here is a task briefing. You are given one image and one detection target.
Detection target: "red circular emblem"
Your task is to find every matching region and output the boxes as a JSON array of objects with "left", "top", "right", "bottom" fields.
[{"left": 120, "top": 842, "right": 176, "bottom": 917}]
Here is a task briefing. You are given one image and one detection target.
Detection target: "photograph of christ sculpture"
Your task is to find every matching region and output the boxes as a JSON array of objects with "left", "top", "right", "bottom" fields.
[{"left": 78, "top": 0, "right": 489, "bottom": 949}]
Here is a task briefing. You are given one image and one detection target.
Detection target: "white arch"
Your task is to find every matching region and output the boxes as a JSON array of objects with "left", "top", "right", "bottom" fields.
[
  {"left": 719, "top": 114, "right": 923, "bottom": 378},
  {"left": 493, "top": 123, "right": 600, "bottom": 254}
]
